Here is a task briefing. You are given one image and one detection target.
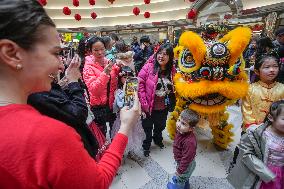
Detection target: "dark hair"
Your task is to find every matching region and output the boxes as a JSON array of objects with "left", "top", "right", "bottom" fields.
[
  {"left": 264, "top": 100, "right": 284, "bottom": 124},
  {"left": 0, "top": 0, "right": 55, "bottom": 50},
  {"left": 109, "top": 33, "right": 119, "bottom": 42},
  {"left": 154, "top": 43, "right": 174, "bottom": 76},
  {"left": 77, "top": 37, "right": 89, "bottom": 72},
  {"left": 115, "top": 40, "right": 128, "bottom": 53},
  {"left": 118, "top": 66, "right": 134, "bottom": 89},
  {"left": 88, "top": 36, "right": 106, "bottom": 52},
  {"left": 140, "top": 35, "right": 150, "bottom": 44},
  {"left": 102, "top": 36, "right": 111, "bottom": 47}
]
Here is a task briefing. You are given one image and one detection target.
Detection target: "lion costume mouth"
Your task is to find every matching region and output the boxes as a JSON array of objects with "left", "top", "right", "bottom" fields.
[{"left": 191, "top": 93, "right": 227, "bottom": 106}]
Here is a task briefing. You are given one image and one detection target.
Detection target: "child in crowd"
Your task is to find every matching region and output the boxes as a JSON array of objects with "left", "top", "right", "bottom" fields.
[
  {"left": 228, "top": 100, "right": 284, "bottom": 189},
  {"left": 111, "top": 66, "right": 145, "bottom": 156},
  {"left": 167, "top": 109, "right": 200, "bottom": 189},
  {"left": 242, "top": 55, "right": 284, "bottom": 129}
]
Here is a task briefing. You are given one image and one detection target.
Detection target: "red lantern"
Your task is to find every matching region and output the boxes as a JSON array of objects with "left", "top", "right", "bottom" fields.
[
  {"left": 63, "top": 7, "right": 71, "bottom": 15},
  {"left": 144, "top": 0, "right": 150, "bottom": 4},
  {"left": 187, "top": 9, "right": 196, "bottom": 19},
  {"left": 108, "top": 0, "right": 115, "bottom": 4},
  {"left": 38, "top": 0, "right": 47, "bottom": 6},
  {"left": 73, "top": 0, "right": 79, "bottom": 7},
  {"left": 144, "top": 12, "right": 150, "bottom": 18},
  {"left": 133, "top": 7, "right": 140, "bottom": 16},
  {"left": 74, "top": 14, "right": 81, "bottom": 21},
  {"left": 89, "top": 0, "right": 95, "bottom": 6},
  {"left": 91, "top": 12, "right": 97, "bottom": 19}
]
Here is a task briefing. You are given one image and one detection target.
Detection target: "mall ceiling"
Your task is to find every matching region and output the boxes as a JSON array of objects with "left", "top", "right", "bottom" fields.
[{"left": 44, "top": 0, "right": 284, "bottom": 32}]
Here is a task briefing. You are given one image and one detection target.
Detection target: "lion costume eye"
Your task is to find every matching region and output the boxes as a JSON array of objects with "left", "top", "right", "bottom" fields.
[{"left": 180, "top": 49, "right": 196, "bottom": 68}]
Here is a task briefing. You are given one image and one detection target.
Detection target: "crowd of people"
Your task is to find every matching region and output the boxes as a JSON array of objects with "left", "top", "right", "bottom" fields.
[{"left": 0, "top": 0, "right": 283, "bottom": 189}]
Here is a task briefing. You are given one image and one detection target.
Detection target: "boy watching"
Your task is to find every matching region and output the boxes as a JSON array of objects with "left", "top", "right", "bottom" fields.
[{"left": 167, "top": 109, "right": 200, "bottom": 189}]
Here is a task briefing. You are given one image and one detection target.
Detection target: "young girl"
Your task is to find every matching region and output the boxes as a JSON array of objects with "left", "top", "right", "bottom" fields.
[
  {"left": 111, "top": 66, "right": 145, "bottom": 156},
  {"left": 242, "top": 55, "right": 284, "bottom": 129},
  {"left": 228, "top": 100, "right": 284, "bottom": 189}
]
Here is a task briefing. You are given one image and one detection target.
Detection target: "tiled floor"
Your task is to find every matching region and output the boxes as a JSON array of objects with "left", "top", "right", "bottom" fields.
[{"left": 110, "top": 105, "right": 242, "bottom": 189}]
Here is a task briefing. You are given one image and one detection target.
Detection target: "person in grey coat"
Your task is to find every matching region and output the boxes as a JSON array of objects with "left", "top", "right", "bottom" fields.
[{"left": 227, "top": 100, "right": 284, "bottom": 188}]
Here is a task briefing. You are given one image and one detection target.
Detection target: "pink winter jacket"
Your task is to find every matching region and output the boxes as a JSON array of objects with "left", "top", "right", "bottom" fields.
[
  {"left": 138, "top": 55, "right": 176, "bottom": 114},
  {"left": 83, "top": 55, "right": 120, "bottom": 108}
]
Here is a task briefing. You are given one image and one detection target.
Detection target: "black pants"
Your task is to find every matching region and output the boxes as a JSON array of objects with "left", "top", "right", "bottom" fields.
[{"left": 142, "top": 109, "right": 168, "bottom": 150}]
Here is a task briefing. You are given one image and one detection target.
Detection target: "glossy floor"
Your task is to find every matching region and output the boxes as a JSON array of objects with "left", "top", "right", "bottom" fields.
[{"left": 110, "top": 106, "right": 242, "bottom": 189}]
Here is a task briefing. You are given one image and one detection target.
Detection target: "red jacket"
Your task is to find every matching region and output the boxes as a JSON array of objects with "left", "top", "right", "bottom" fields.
[
  {"left": 173, "top": 131, "right": 197, "bottom": 174},
  {"left": 0, "top": 104, "right": 127, "bottom": 189},
  {"left": 83, "top": 55, "right": 120, "bottom": 108}
]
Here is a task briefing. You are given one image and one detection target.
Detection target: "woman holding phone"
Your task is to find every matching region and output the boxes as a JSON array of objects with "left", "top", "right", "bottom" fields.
[
  {"left": 83, "top": 36, "right": 122, "bottom": 136},
  {"left": 0, "top": 0, "right": 141, "bottom": 188}
]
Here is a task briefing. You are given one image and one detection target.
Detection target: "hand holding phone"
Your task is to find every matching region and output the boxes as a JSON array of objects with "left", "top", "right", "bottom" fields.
[{"left": 124, "top": 77, "right": 139, "bottom": 108}]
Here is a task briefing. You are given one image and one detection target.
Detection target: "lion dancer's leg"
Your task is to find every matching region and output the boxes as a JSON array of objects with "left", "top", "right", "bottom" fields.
[
  {"left": 210, "top": 112, "right": 234, "bottom": 149},
  {"left": 166, "top": 96, "right": 187, "bottom": 140}
]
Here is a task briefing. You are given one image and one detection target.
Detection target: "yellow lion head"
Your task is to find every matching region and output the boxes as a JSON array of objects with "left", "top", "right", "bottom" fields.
[{"left": 174, "top": 27, "right": 251, "bottom": 114}]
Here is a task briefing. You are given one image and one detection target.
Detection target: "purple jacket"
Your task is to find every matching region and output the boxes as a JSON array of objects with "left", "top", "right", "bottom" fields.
[
  {"left": 173, "top": 131, "right": 197, "bottom": 174},
  {"left": 138, "top": 55, "right": 176, "bottom": 114}
]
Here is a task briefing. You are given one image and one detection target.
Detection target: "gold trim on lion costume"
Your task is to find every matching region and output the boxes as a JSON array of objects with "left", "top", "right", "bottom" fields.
[{"left": 167, "top": 27, "right": 251, "bottom": 149}]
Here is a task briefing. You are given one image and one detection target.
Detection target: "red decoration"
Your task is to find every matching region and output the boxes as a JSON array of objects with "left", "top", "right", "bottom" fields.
[
  {"left": 73, "top": 0, "right": 79, "bottom": 7},
  {"left": 201, "top": 70, "right": 210, "bottom": 76},
  {"left": 89, "top": 0, "right": 95, "bottom": 6},
  {"left": 38, "top": 0, "right": 47, "bottom": 6},
  {"left": 187, "top": 9, "right": 196, "bottom": 19},
  {"left": 91, "top": 12, "right": 97, "bottom": 19},
  {"left": 108, "top": 0, "right": 115, "bottom": 4},
  {"left": 63, "top": 7, "right": 71, "bottom": 15},
  {"left": 74, "top": 14, "right": 81, "bottom": 21},
  {"left": 144, "top": 12, "right": 150, "bottom": 18},
  {"left": 133, "top": 7, "right": 140, "bottom": 16},
  {"left": 144, "top": 0, "right": 150, "bottom": 4}
]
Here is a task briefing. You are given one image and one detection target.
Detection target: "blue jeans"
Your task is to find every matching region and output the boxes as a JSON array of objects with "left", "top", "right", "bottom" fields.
[{"left": 176, "top": 160, "right": 196, "bottom": 184}]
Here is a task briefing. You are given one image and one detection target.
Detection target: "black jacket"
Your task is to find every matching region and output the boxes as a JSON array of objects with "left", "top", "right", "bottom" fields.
[{"left": 28, "top": 82, "right": 98, "bottom": 159}]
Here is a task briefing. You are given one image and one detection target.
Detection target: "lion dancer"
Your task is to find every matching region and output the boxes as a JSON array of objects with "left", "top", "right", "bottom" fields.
[{"left": 167, "top": 26, "right": 252, "bottom": 149}]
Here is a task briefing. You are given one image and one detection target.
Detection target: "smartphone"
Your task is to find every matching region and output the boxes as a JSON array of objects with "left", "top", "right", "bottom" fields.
[{"left": 124, "top": 77, "right": 139, "bottom": 108}]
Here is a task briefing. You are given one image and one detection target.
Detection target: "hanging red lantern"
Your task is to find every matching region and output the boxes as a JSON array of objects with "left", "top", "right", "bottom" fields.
[
  {"left": 38, "top": 0, "right": 47, "bottom": 6},
  {"left": 144, "top": 0, "right": 150, "bottom": 4},
  {"left": 108, "top": 0, "right": 115, "bottom": 4},
  {"left": 89, "top": 0, "right": 95, "bottom": 6},
  {"left": 133, "top": 7, "right": 140, "bottom": 16},
  {"left": 73, "top": 0, "right": 79, "bottom": 7},
  {"left": 187, "top": 9, "right": 196, "bottom": 19},
  {"left": 63, "top": 7, "right": 71, "bottom": 15},
  {"left": 144, "top": 12, "right": 150, "bottom": 18},
  {"left": 91, "top": 12, "right": 97, "bottom": 19},
  {"left": 74, "top": 14, "right": 81, "bottom": 21}
]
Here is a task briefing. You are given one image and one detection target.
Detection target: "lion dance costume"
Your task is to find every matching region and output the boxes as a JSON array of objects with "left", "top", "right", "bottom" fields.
[{"left": 167, "top": 27, "right": 251, "bottom": 149}]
